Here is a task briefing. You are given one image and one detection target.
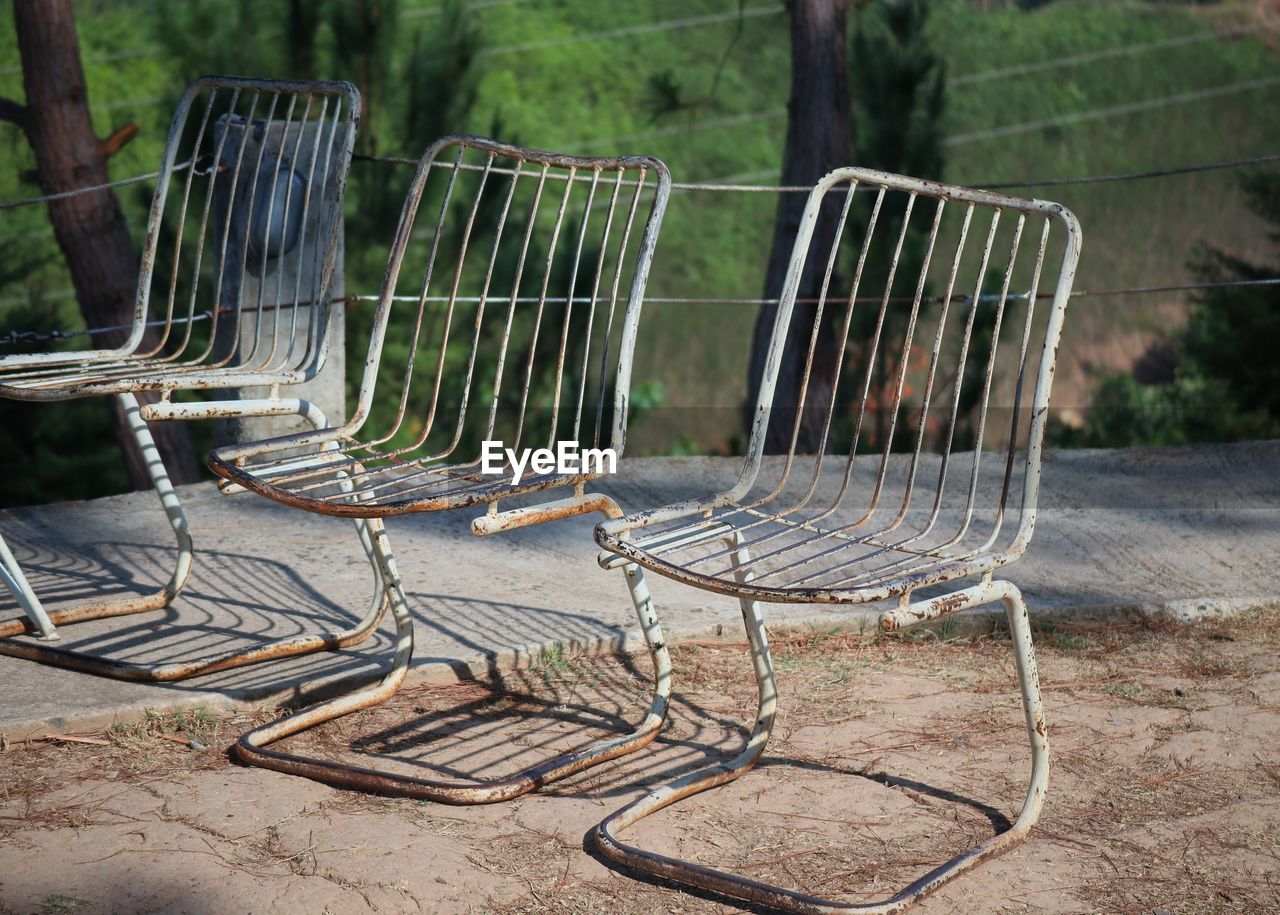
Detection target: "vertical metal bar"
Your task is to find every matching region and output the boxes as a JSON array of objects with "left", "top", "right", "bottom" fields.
[
  {"left": 988, "top": 218, "right": 1052, "bottom": 543},
  {"left": 189, "top": 88, "right": 249, "bottom": 362},
  {"left": 299, "top": 93, "right": 347, "bottom": 376},
  {"left": 608, "top": 160, "right": 672, "bottom": 456},
  {"left": 861, "top": 192, "right": 919, "bottom": 517},
  {"left": 667, "top": 178, "right": 864, "bottom": 582},
  {"left": 220, "top": 92, "right": 279, "bottom": 367},
  {"left": 927, "top": 208, "right": 1002, "bottom": 522},
  {"left": 511, "top": 165, "right": 576, "bottom": 452},
  {"left": 592, "top": 166, "right": 648, "bottom": 448},
  {"left": 440, "top": 155, "right": 520, "bottom": 456},
  {"left": 206, "top": 90, "right": 260, "bottom": 360},
  {"left": 899, "top": 204, "right": 973, "bottom": 500},
  {"left": 283, "top": 94, "right": 328, "bottom": 369},
  {"left": 151, "top": 89, "right": 219, "bottom": 360},
  {"left": 171, "top": 91, "right": 228, "bottom": 360},
  {"left": 243, "top": 93, "right": 297, "bottom": 369},
  {"left": 348, "top": 133, "right": 441, "bottom": 430},
  {"left": 954, "top": 213, "right": 1026, "bottom": 541},
  {"left": 572, "top": 168, "right": 624, "bottom": 443},
  {"left": 484, "top": 163, "right": 549, "bottom": 443},
  {"left": 879, "top": 197, "right": 947, "bottom": 531},
  {"left": 720, "top": 199, "right": 948, "bottom": 590},
  {"left": 1010, "top": 207, "right": 1082, "bottom": 553},
  {"left": 117, "top": 79, "right": 207, "bottom": 359},
  {"left": 265, "top": 93, "right": 313, "bottom": 369},
  {"left": 547, "top": 170, "right": 600, "bottom": 447},
  {"left": 771, "top": 181, "right": 858, "bottom": 505},
  {"left": 389, "top": 146, "right": 473, "bottom": 447},
  {"left": 823, "top": 186, "right": 887, "bottom": 513}
]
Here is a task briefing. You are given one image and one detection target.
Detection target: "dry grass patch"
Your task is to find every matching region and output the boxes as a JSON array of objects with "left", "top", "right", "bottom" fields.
[{"left": 1, "top": 606, "right": 1277, "bottom": 913}]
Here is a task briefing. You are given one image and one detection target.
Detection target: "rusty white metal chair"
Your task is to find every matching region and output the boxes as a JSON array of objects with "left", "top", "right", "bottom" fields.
[
  {"left": 208, "top": 135, "right": 674, "bottom": 802},
  {"left": 0, "top": 76, "right": 389, "bottom": 680},
  {"left": 593, "top": 167, "right": 1082, "bottom": 910}
]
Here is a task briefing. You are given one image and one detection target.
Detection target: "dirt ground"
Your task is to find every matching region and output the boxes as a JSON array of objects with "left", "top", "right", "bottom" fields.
[{"left": 2, "top": 607, "right": 1278, "bottom": 914}]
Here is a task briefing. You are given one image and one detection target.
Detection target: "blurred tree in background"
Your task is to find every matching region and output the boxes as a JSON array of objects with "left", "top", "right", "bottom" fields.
[
  {"left": 743, "top": 0, "right": 948, "bottom": 455},
  {"left": 746, "top": 0, "right": 851, "bottom": 454},
  {"left": 849, "top": 0, "right": 945, "bottom": 182},
  {"left": 837, "top": 0, "right": 948, "bottom": 453},
  {"left": 1, "top": 0, "right": 204, "bottom": 499}
]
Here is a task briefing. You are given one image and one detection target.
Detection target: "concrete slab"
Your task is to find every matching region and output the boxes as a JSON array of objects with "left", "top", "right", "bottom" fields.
[{"left": 2, "top": 441, "right": 1277, "bottom": 736}]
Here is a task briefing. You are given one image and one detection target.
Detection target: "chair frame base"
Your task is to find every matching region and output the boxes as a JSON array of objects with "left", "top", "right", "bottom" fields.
[
  {"left": 593, "top": 542, "right": 1048, "bottom": 914},
  {"left": 0, "top": 393, "right": 388, "bottom": 681},
  {"left": 234, "top": 494, "right": 674, "bottom": 805}
]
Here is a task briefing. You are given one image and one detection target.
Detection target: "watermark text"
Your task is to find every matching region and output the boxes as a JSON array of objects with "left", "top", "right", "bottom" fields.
[{"left": 481, "top": 440, "right": 617, "bottom": 484}]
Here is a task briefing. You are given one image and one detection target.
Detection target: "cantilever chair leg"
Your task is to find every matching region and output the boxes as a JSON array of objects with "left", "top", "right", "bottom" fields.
[
  {"left": 235, "top": 496, "right": 675, "bottom": 805},
  {"left": 0, "top": 394, "right": 389, "bottom": 681},
  {"left": 0, "top": 533, "right": 56, "bottom": 639},
  {"left": 0, "top": 393, "right": 193, "bottom": 641},
  {"left": 594, "top": 556, "right": 1050, "bottom": 914}
]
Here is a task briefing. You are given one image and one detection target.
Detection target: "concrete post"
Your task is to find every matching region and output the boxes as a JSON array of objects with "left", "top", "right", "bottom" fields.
[{"left": 211, "top": 114, "right": 347, "bottom": 444}]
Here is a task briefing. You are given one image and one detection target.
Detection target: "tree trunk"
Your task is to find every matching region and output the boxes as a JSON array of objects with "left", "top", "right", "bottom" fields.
[
  {"left": 745, "top": 0, "right": 851, "bottom": 455},
  {"left": 8, "top": 0, "right": 201, "bottom": 488}
]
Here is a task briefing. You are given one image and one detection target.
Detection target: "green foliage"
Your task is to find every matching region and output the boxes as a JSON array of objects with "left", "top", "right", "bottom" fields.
[
  {"left": 153, "top": 0, "right": 290, "bottom": 81},
  {"left": 952, "top": 273, "right": 1002, "bottom": 446},
  {"left": 1182, "top": 174, "right": 1280, "bottom": 421},
  {"left": 0, "top": 300, "right": 127, "bottom": 507},
  {"left": 851, "top": 0, "right": 946, "bottom": 180},
  {"left": 345, "top": 141, "right": 635, "bottom": 467},
  {"left": 0, "top": 233, "right": 127, "bottom": 506},
  {"left": 329, "top": 0, "right": 400, "bottom": 154},
  {"left": 286, "top": 0, "right": 325, "bottom": 76},
  {"left": 40, "top": 896, "right": 87, "bottom": 915},
  {"left": 2, "top": 0, "right": 1279, "bottom": 502},
  {"left": 642, "top": 70, "right": 689, "bottom": 123},
  {"left": 1058, "top": 371, "right": 1263, "bottom": 448},
  {"left": 141, "top": 2, "right": 463, "bottom": 468},
  {"left": 401, "top": 1, "right": 483, "bottom": 153},
  {"left": 1072, "top": 172, "right": 1280, "bottom": 447}
]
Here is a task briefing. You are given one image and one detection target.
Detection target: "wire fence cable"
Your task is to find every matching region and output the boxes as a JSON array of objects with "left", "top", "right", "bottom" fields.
[
  {"left": 7, "top": 278, "right": 1277, "bottom": 347},
  {"left": 2, "top": 146, "right": 1278, "bottom": 343}
]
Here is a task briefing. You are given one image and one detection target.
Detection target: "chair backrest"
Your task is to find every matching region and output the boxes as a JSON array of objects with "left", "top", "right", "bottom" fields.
[
  {"left": 129, "top": 76, "right": 359, "bottom": 378},
  {"left": 735, "top": 167, "right": 1081, "bottom": 564},
  {"left": 346, "top": 135, "right": 671, "bottom": 466}
]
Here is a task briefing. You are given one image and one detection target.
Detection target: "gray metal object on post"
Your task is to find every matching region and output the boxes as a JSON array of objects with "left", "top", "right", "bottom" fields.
[
  {"left": 592, "top": 165, "right": 1082, "bottom": 911},
  {"left": 210, "top": 112, "right": 348, "bottom": 444}
]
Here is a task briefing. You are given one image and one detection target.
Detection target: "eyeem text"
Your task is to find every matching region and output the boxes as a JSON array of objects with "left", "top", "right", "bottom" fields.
[{"left": 481, "top": 440, "right": 617, "bottom": 485}]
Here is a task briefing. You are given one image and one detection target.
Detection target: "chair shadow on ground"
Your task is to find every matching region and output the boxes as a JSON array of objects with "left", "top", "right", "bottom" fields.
[
  {"left": 314, "top": 594, "right": 1015, "bottom": 913},
  {"left": 571, "top": 732, "right": 1017, "bottom": 913},
  {"left": 1, "top": 515, "right": 1016, "bottom": 909},
  {"left": 299, "top": 589, "right": 1013, "bottom": 842},
  {"left": 270, "top": 588, "right": 672, "bottom": 784},
  {"left": 0, "top": 526, "right": 393, "bottom": 699}
]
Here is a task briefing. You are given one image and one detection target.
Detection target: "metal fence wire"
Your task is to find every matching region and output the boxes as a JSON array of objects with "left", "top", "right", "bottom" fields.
[{"left": 1, "top": 149, "right": 1276, "bottom": 348}]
